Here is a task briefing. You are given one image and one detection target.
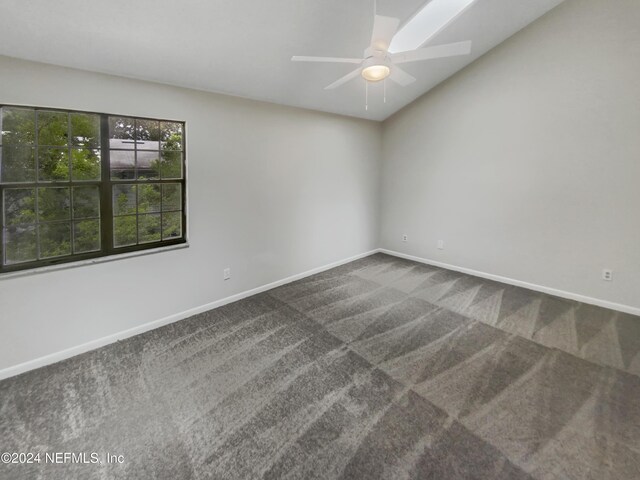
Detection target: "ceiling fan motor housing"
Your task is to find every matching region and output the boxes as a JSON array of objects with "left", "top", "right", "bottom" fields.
[
  {"left": 362, "top": 55, "right": 391, "bottom": 68},
  {"left": 364, "top": 46, "right": 389, "bottom": 61}
]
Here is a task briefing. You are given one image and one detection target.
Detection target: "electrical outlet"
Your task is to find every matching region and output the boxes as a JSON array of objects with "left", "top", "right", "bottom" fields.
[
  {"left": 437, "top": 240, "right": 444, "bottom": 250},
  {"left": 602, "top": 269, "right": 613, "bottom": 282},
  {"left": 402, "top": 234, "right": 408, "bottom": 242},
  {"left": 223, "top": 268, "right": 231, "bottom": 280}
]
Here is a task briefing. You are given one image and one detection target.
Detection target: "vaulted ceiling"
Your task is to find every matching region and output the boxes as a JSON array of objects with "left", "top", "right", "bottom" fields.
[{"left": 0, "top": 0, "right": 565, "bottom": 121}]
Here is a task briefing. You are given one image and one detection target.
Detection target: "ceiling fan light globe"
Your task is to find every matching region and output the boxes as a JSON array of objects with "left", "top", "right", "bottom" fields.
[{"left": 361, "top": 65, "right": 390, "bottom": 82}]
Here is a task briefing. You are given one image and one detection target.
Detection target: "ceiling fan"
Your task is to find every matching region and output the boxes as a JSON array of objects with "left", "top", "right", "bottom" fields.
[{"left": 291, "top": 12, "right": 472, "bottom": 91}]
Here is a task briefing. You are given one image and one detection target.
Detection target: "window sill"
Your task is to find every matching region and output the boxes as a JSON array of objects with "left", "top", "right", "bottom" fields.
[{"left": 0, "top": 242, "right": 189, "bottom": 281}]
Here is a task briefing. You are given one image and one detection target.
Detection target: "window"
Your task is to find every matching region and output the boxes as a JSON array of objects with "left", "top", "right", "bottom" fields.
[{"left": 0, "top": 105, "right": 186, "bottom": 273}]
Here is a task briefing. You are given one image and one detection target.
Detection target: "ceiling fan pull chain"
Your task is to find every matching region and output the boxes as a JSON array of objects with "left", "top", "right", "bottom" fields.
[
  {"left": 384, "top": 79, "right": 386, "bottom": 103},
  {"left": 365, "top": 81, "right": 369, "bottom": 110}
]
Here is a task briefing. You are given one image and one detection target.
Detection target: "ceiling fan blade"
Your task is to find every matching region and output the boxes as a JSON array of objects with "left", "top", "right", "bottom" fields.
[
  {"left": 389, "top": 66, "right": 416, "bottom": 87},
  {"left": 324, "top": 68, "right": 362, "bottom": 90},
  {"left": 391, "top": 41, "right": 472, "bottom": 64},
  {"left": 291, "top": 56, "right": 362, "bottom": 64},
  {"left": 370, "top": 15, "right": 400, "bottom": 51}
]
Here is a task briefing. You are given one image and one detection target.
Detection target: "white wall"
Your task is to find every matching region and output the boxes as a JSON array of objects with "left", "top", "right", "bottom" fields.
[
  {"left": 380, "top": 0, "right": 640, "bottom": 310},
  {"left": 0, "top": 55, "right": 382, "bottom": 371}
]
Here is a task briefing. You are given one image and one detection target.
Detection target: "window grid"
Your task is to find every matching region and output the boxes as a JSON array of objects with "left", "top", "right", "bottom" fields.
[{"left": 0, "top": 105, "right": 186, "bottom": 273}]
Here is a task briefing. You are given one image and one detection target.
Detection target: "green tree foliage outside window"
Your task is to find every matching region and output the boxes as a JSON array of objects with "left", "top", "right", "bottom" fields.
[{"left": 0, "top": 106, "right": 185, "bottom": 271}]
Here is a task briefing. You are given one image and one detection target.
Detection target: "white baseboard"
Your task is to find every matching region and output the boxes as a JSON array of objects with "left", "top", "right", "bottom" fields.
[
  {"left": 379, "top": 249, "right": 640, "bottom": 317},
  {"left": 3, "top": 247, "right": 636, "bottom": 381},
  {"left": 0, "top": 249, "right": 378, "bottom": 381}
]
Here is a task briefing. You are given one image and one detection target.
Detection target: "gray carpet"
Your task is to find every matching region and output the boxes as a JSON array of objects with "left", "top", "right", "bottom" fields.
[{"left": 1, "top": 253, "right": 639, "bottom": 479}]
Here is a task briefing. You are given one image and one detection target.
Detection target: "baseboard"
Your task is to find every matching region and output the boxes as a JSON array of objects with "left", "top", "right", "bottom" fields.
[
  {"left": 4, "top": 247, "right": 636, "bottom": 381},
  {"left": 379, "top": 249, "right": 640, "bottom": 317},
  {"left": 0, "top": 249, "right": 378, "bottom": 381}
]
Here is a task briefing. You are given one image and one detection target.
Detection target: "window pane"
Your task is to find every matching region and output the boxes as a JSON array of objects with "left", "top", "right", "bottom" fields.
[
  {"left": 1, "top": 109, "right": 185, "bottom": 272},
  {"left": 72, "top": 186, "right": 100, "bottom": 219},
  {"left": 4, "top": 225, "right": 37, "bottom": 264},
  {"left": 1, "top": 107, "right": 35, "bottom": 146},
  {"left": 136, "top": 150, "right": 160, "bottom": 179},
  {"left": 112, "top": 184, "right": 137, "bottom": 215},
  {"left": 160, "top": 150, "right": 182, "bottom": 179},
  {"left": 39, "top": 222, "right": 71, "bottom": 258},
  {"left": 38, "top": 147, "right": 70, "bottom": 181},
  {"left": 109, "top": 117, "right": 135, "bottom": 149},
  {"left": 162, "top": 212, "right": 182, "bottom": 240},
  {"left": 70, "top": 113, "right": 100, "bottom": 148},
  {"left": 110, "top": 150, "right": 135, "bottom": 180},
  {"left": 114, "top": 215, "right": 137, "bottom": 247},
  {"left": 135, "top": 119, "right": 160, "bottom": 150},
  {"left": 138, "top": 213, "right": 161, "bottom": 243},
  {"left": 3, "top": 188, "right": 36, "bottom": 225},
  {"left": 138, "top": 184, "right": 161, "bottom": 213},
  {"left": 71, "top": 148, "right": 101, "bottom": 181},
  {"left": 37, "top": 111, "right": 68, "bottom": 146},
  {"left": 161, "top": 122, "right": 183, "bottom": 150},
  {"left": 38, "top": 187, "right": 71, "bottom": 222},
  {"left": 162, "top": 184, "right": 182, "bottom": 211},
  {"left": 73, "top": 219, "right": 100, "bottom": 253},
  {"left": 1, "top": 146, "right": 36, "bottom": 182},
  {"left": 111, "top": 169, "right": 135, "bottom": 181}
]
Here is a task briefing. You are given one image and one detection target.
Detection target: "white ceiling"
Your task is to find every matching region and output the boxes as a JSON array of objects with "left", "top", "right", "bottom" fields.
[{"left": 0, "top": 0, "right": 565, "bottom": 121}]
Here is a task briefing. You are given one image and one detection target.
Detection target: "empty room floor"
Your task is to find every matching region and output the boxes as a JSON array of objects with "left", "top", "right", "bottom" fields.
[{"left": 1, "top": 253, "right": 639, "bottom": 479}]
